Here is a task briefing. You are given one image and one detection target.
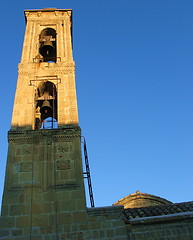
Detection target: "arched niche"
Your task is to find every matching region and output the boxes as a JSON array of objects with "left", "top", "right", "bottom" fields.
[
  {"left": 34, "top": 81, "right": 58, "bottom": 130},
  {"left": 39, "top": 28, "right": 56, "bottom": 62}
]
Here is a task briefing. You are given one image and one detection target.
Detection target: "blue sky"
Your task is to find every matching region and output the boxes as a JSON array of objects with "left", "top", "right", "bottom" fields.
[{"left": 1, "top": 0, "right": 193, "bottom": 208}]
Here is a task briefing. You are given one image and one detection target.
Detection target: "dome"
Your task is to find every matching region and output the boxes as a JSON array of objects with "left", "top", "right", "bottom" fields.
[{"left": 113, "top": 191, "right": 172, "bottom": 209}]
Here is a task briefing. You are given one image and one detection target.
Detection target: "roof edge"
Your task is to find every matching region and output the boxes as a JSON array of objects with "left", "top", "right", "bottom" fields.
[
  {"left": 24, "top": 8, "right": 72, "bottom": 12},
  {"left": 127, "top": 211, "right": 193, "bottom": 225}
]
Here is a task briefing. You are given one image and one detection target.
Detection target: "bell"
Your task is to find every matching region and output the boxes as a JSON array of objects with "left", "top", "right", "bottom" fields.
[
  {"left": 39, "top": 36, "right": 55, "bottom": 58},
  {"left": 40, "top": 100, "right": 53, "bottom": 115}
]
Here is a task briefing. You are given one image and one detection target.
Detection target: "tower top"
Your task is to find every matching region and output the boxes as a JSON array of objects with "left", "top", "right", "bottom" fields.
[
  {"left": 24, "top": 8, "right": 72, "bottom": 22},
  {"left": 11, "top": 7, "right": 77, "bottom": 130}
]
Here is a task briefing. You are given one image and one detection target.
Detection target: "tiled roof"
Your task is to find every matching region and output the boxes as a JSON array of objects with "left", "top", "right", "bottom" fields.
[{"left": 124, "top": 201, "right": 193, "bottom": 220}]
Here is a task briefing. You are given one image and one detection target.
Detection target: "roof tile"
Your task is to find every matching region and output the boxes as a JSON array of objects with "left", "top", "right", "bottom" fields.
[{"left": 124, "top": 201, "right": 193, "bottom": 220}]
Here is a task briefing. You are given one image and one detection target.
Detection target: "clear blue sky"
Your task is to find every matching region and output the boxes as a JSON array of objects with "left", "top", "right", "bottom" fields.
[{"left": 1, "top": 0, "right": 193, "bottom": 208}]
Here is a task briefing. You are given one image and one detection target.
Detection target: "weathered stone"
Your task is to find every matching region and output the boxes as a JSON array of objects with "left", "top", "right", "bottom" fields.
[
  {"left": 0, "top": 216, "right": 15, "bottom": 228},
  {"left": 0, "top": 230, "right": 10, "bottom": 237},
  {"left": 72, "top": 211, "right": 88, "bottom": 223},
  {"left": 16, "top": 216, "right": 30, "bottom": 228},
  {"left": 58, "top": 212, "right": 72, "bottom": 224},
  {"left": 12, "top": 229, "right": 23, "bottom": 236}
]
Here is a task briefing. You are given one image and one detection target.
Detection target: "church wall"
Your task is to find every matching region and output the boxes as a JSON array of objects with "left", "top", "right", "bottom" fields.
[
  {"left": 127, "top": 212, "right": 193, "bottom": 240},
  {"left": 0, "top": 206, "right": 128, "bottom": 239}
]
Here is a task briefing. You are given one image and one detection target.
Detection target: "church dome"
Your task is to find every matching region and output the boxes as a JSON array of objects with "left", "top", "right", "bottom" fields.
[{"left": 113, "top": 191, "right": 172, "bottom": 209}]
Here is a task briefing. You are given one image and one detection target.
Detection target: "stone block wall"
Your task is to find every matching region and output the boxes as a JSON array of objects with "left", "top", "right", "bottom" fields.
[
  {"left": 87, "top": 206, "right": 127, "bottom": 240},
  {"left": 0, "top": 206, "right": 128, "bottom": 239},
  {"left": 0, "top": 128, "right": 129, "bottom": 239},
  {"left": 127, "top": 212, "right": 193, "bottom": 240}
]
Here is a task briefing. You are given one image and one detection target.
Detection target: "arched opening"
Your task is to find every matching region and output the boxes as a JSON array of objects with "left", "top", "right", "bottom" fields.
[
  {"left": 39, "top": 28, "right": 56, "bottom": 62},
  {"left": 41, "top": 117, "right": 58, "bottom": 129},
  {"left": 34, "top": 81, "right": 58, "bottom": 130}
]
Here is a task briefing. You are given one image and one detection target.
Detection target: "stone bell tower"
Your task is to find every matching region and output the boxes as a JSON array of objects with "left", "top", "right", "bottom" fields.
[{"left": 0, "top": 8, "right": 87, "bottom": 239}]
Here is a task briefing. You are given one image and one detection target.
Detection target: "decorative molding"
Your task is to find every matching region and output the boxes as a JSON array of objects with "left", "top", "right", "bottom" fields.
[
  {"left": 37, "top": 12, "right": 42, "bottom": 17},
  {"left": 25, "top": 12, "right": 29, "bottom": 17},
  {"left": 23, "top": 147, "right": 32, "bottom": 155},
  {"left": 20, "top": 162, "right": 32, "bottom": 172},
  {"left": 18, "top": 67, "right": 75, "bottom": 76},
  {"left": 8, "top": 129, "right": 81, "bottom": 143},
  {"left": 56, "top": 160, "right": 71, "bottom": 170},
  {"left": 25, "top": 10, "right": 72, "bottom": 20},
  {"left": 18, "top": 71, "right": 36, "bottom": 76},
  {"left": 49, "top": 67, "right": 75, "bottom": 75},
  {"left": 67, "top": 11, "right": 72, "bottom": 17},
  {"left": 57, "top": 145, "right": 69, "bottom": 153}
]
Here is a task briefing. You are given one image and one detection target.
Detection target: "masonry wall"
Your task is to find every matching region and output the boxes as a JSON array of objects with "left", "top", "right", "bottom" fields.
[
  {"left": 0, "top": 127, "right": 128, "bottom": 240},
  {"left": 87, "top": 206, "right": 128, "bottom": 240},
  {"left": 127, "top": 213, "right": 193, "bottom": 240},
  {"left": 0, "top": 206, "right": 128, "bottom": 239}
]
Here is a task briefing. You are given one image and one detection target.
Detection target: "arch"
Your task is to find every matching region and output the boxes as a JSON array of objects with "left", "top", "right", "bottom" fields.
[
  {"left": 34, "top": 81, "right": 57, "bottom": 130},
  {"left": 37, "top": 81, "right": 57, "bottom": 98},
  {"left": 39, "top": 28, "right": 56, "bottom": 62}
]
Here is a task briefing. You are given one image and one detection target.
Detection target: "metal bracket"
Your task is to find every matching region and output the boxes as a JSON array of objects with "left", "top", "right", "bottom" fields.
[{"left": 82, "top": 136, "right": 95, "bottom": 208}]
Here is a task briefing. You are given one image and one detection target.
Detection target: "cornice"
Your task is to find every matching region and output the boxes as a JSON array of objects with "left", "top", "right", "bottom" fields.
[
  {"left": 8, "top": 128, "right": 81, "bottom": 143},
  {"left": 24, "top": 9, "right": 72, "bottom": 22},
  {"left": 18, "top": 66, "right": 75, "bottom": 76}
]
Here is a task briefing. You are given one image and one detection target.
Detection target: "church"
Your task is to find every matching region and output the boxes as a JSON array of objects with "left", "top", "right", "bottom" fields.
[{"left": 0, "top": 8, "right": 193, "bottom": 240}]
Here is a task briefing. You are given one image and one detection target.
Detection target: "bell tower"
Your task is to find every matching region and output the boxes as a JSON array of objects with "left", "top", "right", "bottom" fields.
[
  {"left": 11, "top": 8, "right": 78, "bottom": 130},
  {"left": 0, "top": 8, "right": 87, "bottom": 239}
]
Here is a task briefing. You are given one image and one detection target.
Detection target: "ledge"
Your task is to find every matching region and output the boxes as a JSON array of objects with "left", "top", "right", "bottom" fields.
[
  {"left": 127, "top": 211, "right": 193, "bottom": 225},
  {"left": 87, "top": 205, "right": 124, "bottom": 216}
]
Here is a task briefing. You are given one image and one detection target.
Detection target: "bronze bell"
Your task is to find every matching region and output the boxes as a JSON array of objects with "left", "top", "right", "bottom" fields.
[
  {"left": 40, "top": 100, "right": 53, "bottom": 115},
  {"left": 39, "top": 36, "right": 55, "bottom": 58}
]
